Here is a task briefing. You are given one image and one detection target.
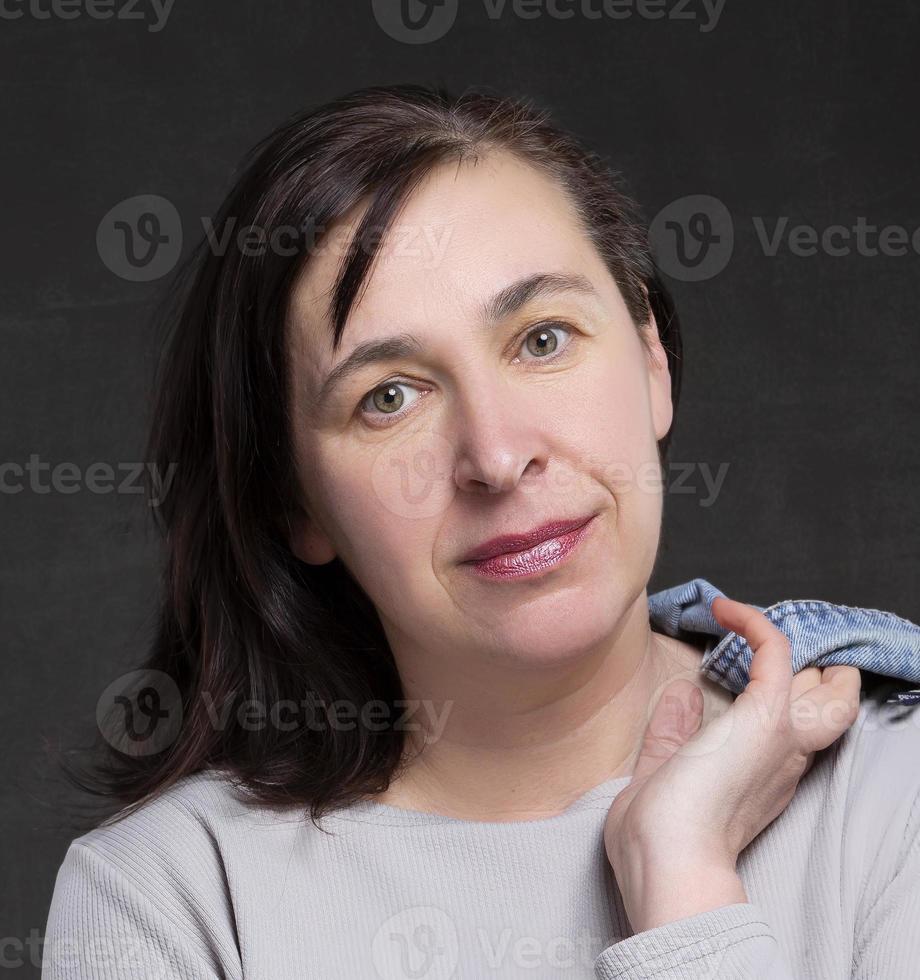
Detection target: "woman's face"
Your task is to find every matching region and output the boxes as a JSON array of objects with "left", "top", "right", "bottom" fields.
[{"left": 286, "top": 150, "right": 673, "bottom": 668}]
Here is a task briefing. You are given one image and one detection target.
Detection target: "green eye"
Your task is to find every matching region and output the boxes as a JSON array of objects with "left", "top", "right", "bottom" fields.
[
  {"left": 517, "top": 322, "right": 573, "bottom": 361},
  {"left": 360, "top": 381, "right": 423, "bottom": 423},
  {"left": 371, "top": 384, "right": 404, "bottom": 414},
  {"left": 523, "top": 326, "right": 559, "bottom": 357}
]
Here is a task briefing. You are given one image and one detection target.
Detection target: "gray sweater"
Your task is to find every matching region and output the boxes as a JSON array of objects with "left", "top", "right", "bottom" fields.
[{"left": 43, "top": 692, "right": 920, "bottom": 979}]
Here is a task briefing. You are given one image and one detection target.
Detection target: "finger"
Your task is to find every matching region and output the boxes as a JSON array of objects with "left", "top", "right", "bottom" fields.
[
  {"left": 711, "top": 596, "right": 793, "bottom": 694},
  {"left": 790, "top": 665, "right": 858, "bottom": 703},
  {"left": 792, "top": 666, "right": 862, "bottom": 753},
  {"left": 819, "top": 664, "right": 862, "bottom": 687},
  {"left": 790, "top": 666, "right": 823, "bottom": 701},
  {"left": 631, "top": 678, "right": 705, "bottom": 784}
]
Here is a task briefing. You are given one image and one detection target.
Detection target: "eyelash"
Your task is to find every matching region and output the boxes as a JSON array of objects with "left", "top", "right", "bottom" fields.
[{"left": 356, "top": 321, "right": 578, "bottom": 427}]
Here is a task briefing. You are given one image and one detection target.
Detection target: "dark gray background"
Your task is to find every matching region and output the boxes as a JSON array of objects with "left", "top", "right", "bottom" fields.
[{"left": 3, "top": 2, "right": 918, "bottom": 974}]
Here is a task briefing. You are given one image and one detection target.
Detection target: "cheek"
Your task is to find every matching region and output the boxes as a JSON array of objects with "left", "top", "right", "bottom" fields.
[
  {"left": 317, "top": 435, "right": 450, "bottom": 591},
  {"left": 579, "top": 348, "right": 660, "bottom": 468},
  {"left": 575, "top": 351, "right": 664, "bottom": 538},
  {"left": 363, "top": 427, "right": 458, "bottom": 524}
]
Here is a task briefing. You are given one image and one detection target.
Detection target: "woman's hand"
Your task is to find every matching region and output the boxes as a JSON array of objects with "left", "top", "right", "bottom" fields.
[{"left": 603, "top": 596, "right": 862, "bottom": 934}]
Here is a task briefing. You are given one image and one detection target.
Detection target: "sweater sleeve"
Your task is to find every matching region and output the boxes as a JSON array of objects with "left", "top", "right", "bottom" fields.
[
  {"left": 42, "top": 820, "right": 242, "bottom": 980},
  {"left": 42, "top": 841, "right": 240, "bottom": 980},
  {"left": 592, "top": 902, "right": 795, "bottom": 979}
]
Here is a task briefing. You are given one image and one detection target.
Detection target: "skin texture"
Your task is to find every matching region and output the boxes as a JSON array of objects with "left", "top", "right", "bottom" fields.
[{"left": 284, "top": 148, "right": 862, "bottom": 924}]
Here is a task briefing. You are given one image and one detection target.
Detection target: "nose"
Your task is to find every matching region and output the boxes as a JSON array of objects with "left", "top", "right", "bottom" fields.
[{"left": 451, "top": 381, "right": 550, "bottom": 494}]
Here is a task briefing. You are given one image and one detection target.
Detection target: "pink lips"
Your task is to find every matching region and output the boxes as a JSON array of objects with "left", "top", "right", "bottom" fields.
[{"left": 460, "top": 514, "right": 597, "bottom": 580}]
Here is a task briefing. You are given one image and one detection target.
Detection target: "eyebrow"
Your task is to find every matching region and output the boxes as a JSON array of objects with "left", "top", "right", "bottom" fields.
[{"left": 313, "top": 271, "right": 598, "bottom": 406}]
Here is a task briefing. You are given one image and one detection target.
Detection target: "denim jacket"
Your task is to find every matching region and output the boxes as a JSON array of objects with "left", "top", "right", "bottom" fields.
[{"left": 648, "top": 578, "right": 920, "bottom": 705}]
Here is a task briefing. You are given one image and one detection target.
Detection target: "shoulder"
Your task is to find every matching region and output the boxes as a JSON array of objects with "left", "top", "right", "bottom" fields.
[
  {"left": 848, "top": 689, "right": 920, "bottom": 796},
  {"left": 51, "top": 767, "right": 261, "bottom": 899},
  {"left": 832, "top": 690, "right": 920, "bottom": 864},
  {"left": 52, "top": 767, "right": 326, "bottom": 901},
  {"left": 66, "top": 768, "right": 257, "bottom": 868},
  {"left": 823, "top": 692, "right": 920, "bottom": 967},
  {"left": 56, "top": 766, "right": 322, "bottom": 885},
  {"left": 45, "top": 770, "right": 258, "bottom": 977}
]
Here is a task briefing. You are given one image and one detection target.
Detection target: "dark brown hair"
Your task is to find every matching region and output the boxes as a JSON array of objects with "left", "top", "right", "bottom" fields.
[{"left": 61, "top": 82, "right": 683, "bottom": 830}]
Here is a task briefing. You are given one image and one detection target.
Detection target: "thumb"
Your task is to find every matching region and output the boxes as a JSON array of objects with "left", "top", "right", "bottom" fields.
[{"left": 631, "top": 678, "right": 705, "bottom": 783}]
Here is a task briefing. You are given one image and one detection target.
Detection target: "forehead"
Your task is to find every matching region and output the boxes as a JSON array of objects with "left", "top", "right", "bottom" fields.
[{"left": 287, "top": 151, "right": 609, "bottom": 370}]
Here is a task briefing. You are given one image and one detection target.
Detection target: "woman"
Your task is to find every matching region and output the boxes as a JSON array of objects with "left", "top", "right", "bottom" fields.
[{"left": 44, "top": 84, "right": 920, "bottom": 978}]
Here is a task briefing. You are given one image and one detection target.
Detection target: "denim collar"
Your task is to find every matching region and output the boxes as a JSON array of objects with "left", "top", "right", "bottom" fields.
[{"left": 648, "top": 578, "right": 920, "bottom": 705}]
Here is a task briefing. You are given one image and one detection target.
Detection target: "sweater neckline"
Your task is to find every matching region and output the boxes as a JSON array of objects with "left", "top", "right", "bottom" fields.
[{"left": 328, "top": 773, "right": 634, "bottom": 828}]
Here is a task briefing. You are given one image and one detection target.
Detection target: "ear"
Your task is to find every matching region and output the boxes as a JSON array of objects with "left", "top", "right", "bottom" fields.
[
  {"left": 288, "top": 503, "right": 337, "bottom": 566},
  {"left": 641, "top": 290, "right": 674, "bottom": 444}
]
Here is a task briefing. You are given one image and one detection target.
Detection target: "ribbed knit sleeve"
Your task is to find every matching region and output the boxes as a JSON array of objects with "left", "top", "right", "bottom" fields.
[
  {"left": 592, "top": 902, "right": 794, "bottom": 978},
  {"left": 42, "top": 783, "right": 246, "bottom": 980},
  {"left": 42, "top": 842, "right": 238, "bottom": 979}
]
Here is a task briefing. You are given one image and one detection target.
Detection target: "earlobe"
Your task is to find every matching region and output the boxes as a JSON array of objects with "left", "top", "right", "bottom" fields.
[{"left": 289, "top": 505, "right": 337, "bottom": 566}]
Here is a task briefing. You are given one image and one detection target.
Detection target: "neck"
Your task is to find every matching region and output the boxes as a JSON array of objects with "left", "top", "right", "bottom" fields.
[{"left": 371, "top": 591, "right": 732, "bottom": 821}]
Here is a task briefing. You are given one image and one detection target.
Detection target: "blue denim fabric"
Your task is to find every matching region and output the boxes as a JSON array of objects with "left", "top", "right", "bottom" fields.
[{"left": 648, "top": 578, "right": 920, "bottom": 705}]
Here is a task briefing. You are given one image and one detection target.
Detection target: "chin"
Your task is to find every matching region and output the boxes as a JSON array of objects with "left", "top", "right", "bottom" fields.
[{"left": 488, "top": 586, "right": 624, "bottom": 666}]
